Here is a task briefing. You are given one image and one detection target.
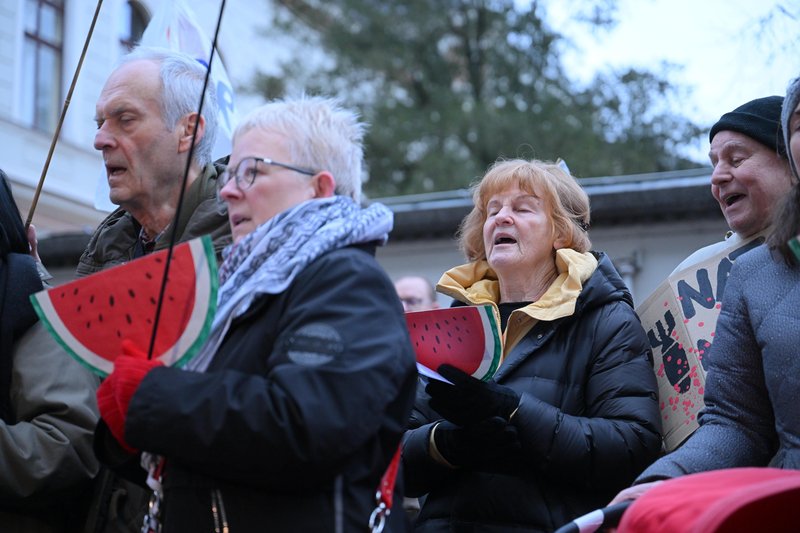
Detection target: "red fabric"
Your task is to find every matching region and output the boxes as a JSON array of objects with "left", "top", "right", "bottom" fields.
[
  {"left": 618, "top": 468, "right": 800, "bottom": 533},
  {"left": 96, "top": 341, "right": 162, "bottom": 454}
]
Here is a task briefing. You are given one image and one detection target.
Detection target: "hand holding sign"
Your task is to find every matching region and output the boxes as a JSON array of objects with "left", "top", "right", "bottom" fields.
[{"left": 427, "top": 365, "right": 520, "bottom": 426}]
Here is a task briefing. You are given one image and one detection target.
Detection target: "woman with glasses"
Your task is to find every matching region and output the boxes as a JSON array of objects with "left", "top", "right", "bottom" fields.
[{"left": 93, "top": 96, "right": 417, "bottom": 532}]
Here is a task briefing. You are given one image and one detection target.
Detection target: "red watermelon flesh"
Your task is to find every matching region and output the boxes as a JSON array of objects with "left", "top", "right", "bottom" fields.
[
  {"left": 31, "top": 236, "right": 217, "bottom": 376},
  {"left": 405, "top": 304, "right": 502, "bottom": 381}
]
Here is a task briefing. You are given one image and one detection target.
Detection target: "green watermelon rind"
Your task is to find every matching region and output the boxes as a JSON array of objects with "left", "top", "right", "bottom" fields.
[
  {"left": 31, "top": 296, "right": 105, "bottom": 377},
  {"left": 30, "top": 236, "right": 218, "bottom": 377},
  {"left": 474, "top": 304, "right": 502, "bottom": 381},
  {"left": 166, "top": 235, "right": 218, "bottom": 370}
]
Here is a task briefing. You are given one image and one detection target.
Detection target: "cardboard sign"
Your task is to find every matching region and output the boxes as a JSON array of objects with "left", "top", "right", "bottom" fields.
[{"left": 637, "top": 235, "right": 764, "bottom": 451}]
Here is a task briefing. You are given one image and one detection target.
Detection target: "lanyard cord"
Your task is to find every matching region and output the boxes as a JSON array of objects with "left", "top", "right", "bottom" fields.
[{"left": 369, "top": 445, "right": 402, "bottom": 533}]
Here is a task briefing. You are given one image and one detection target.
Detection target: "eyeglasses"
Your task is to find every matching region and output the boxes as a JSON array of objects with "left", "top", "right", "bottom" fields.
[{"left": 217, "top": 156, "right": 316, "bottom": 194}]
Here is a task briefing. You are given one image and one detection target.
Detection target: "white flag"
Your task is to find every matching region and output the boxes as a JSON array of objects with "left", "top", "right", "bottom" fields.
[
  {"left": 139, "top": 0, "right": 238, "bottom": 154},
  {"left": 94, "top": 0, "right": 238, "bottom": 211}
]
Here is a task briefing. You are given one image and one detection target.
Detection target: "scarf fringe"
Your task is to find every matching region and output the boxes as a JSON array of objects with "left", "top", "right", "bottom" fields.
[{"left": 186, "top": 197, "right": 393, "bottom": 371}]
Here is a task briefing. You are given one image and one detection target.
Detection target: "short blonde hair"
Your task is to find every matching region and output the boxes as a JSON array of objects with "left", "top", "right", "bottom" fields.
[
  {"left": 233, "top": 95, "right": 366, "bottom": 203},
  {"left": 457, "top": 159, "right": 591, "bottom": 261}
]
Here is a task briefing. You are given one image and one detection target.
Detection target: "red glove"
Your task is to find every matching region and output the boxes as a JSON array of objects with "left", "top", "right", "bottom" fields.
[{"left": 96, "top": 341, "right": 162, "bottom": 454}]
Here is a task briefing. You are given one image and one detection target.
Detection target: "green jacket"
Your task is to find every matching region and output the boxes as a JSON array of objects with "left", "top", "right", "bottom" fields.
[{"left": 76, "top": 162, "right": 231, "bottom": 278}]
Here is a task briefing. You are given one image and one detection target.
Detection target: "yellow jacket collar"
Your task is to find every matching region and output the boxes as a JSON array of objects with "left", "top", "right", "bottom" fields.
[{"left": 437, "top": 249, "right": 598, "bottom": 322}]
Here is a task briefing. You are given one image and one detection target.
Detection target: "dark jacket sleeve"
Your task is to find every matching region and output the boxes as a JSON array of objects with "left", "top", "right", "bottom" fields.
[
  {"left": 512, "top": 303, "right": 661, "bottom": 490},
  {"left": 0, "top": 324, "right": 100, "bottom": 503},
  {"left": 125, "top": 248, "right": 416, "bottom": 488},
  {"left": 635, "top": 255, "right": 776, "bottom": 483}
]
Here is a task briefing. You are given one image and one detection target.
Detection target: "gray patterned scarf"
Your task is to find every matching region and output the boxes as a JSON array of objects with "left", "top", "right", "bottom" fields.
[{"left": 186, "top": 196, "right": 393, "bottom": 372}]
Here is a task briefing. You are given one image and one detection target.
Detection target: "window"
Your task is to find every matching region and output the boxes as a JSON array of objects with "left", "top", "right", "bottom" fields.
[
  {"left": 22, "top": 0, "right": 64, "bottom": 132},
  {"left": 119, "top": 1, "right": 148, "bottom": 53}
]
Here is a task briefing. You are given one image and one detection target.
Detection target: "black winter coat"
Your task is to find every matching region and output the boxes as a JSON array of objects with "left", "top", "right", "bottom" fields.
[
  {"left": 108, "top": 244, "right": 418, "bottom": 532},
  {"left": 403, "top": 253, "right": 662, "bottom": 532}
]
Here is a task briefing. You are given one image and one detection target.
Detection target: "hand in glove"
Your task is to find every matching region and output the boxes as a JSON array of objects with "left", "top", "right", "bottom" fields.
[
  {"left": 431, "top": 416, "right": 521, "bottom": 469},
  {"left": 96, "top": 341, "right": 162, "bottom": 454},
  {"left": 426, "top": 364, "right": 520, "bottom": 426}
]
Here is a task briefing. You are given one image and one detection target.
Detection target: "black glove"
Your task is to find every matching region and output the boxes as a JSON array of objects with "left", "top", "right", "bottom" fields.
[
  {"left": 432, "top": 416, "right": 520, "bottom": 469},
  {"left": 426, "top": 364, "right": 520, "bottom": 426}
]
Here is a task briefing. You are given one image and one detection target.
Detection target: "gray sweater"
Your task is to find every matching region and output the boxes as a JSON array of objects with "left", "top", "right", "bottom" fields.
[{"left": 638, "top": 244, "right": 800, "bottom": 481}]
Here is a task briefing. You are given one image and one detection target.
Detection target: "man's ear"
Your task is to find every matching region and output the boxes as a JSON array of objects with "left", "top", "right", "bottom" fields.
[
  {"left": 177, "top": 113, "right": 206, "bottom": 153},
  {"left": 311, "top": 171, "right": 336, "bottom": 198}
]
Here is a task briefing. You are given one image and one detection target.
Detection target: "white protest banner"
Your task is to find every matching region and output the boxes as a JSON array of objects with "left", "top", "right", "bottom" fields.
[
  {"left": 636, "top": 234, "right": 764, "bottom": 451},
  {"left": 95, "top": 0, "right": 238, "bottom": 211}
]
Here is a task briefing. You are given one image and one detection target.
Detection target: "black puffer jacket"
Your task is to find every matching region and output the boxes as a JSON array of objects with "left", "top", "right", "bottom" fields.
[
  {"left": 403, "top": 252, "right": 662, "bottom": 532},
  {"left": 103, "top": 244, "right": 418, "bottom": 532}
]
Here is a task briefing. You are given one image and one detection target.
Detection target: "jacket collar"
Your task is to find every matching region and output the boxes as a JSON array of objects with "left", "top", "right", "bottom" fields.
[{"left": 437, "top": 248, "right": 597, "bottom": 322}]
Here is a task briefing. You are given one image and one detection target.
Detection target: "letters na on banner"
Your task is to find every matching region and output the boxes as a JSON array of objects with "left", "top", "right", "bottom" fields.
[{"left": 636, "top": 235, "right": 764, "bottom": 451}]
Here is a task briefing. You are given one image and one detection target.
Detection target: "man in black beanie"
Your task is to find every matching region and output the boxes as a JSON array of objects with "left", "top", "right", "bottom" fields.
[{"left": 671, "top": 95, "right": 794, "bottom": 273}]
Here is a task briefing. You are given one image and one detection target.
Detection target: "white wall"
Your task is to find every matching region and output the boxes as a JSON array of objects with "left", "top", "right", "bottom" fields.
[{"left": 0, "top": 0, "right": 289, "bottom": 235}]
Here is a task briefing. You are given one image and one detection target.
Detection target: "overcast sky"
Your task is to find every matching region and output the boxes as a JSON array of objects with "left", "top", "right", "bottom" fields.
[{"left": 547, "top": 0, "right": 800, "bottom": 159}]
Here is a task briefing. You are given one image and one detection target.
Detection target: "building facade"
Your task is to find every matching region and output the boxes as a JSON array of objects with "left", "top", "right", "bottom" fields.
[{"left": 1, "top": 1, "right": 727, "bottom": 307}]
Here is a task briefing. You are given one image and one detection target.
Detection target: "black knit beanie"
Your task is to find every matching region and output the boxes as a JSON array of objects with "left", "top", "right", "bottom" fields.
[{"left": 709, "top": 95, "right": 784, "bottom": 154}]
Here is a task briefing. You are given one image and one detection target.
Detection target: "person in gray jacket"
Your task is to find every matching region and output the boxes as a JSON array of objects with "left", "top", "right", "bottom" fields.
[
  {"left": 611, "top": 74, "right": 800, "bottom": 508},
  {"left": 0, "top": 170, "right": 100, "bottom": 532}
]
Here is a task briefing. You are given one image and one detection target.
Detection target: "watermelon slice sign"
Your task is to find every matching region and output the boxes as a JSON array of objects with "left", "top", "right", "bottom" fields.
[
  {"left": 31, "top": 236, "right": 217, "bottom": 377},
  {"left": 405, "top": 304, "right": 502, "bottom": 382}
]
